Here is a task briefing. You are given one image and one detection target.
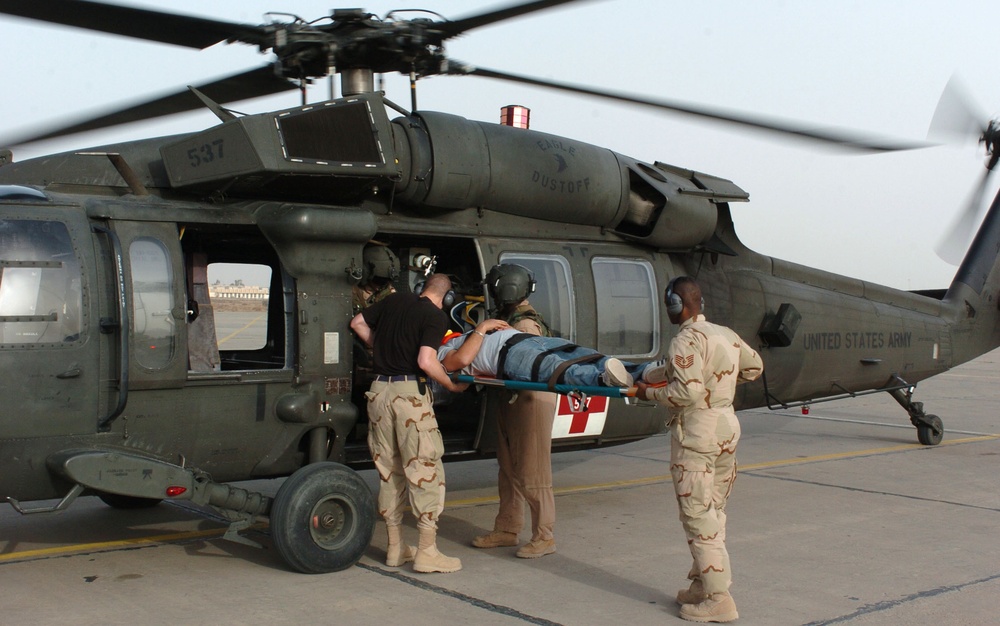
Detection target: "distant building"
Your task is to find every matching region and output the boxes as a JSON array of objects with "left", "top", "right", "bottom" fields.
[{"left": 210, "top": 285, "right": 269, "bottom": 300}]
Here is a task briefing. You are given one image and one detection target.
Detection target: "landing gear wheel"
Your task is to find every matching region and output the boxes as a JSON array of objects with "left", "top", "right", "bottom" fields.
[
  {"left": 270, "top": 462, "right": 376, "bottom": 574},
  {"left": 98, "top": 493, "right": 162, "bottom": 509},
  {"left": 917, "top": 414, "right": 944, "bottom": 446}
]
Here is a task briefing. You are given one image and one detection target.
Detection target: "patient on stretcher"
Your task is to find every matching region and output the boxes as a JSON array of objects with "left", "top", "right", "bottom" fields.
[{"left": 438, "top": 324, "right": 660, "bottom": 389}]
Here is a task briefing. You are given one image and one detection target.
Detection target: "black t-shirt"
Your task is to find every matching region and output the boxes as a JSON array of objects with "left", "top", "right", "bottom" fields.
[{"left": 362, "top": 291, "right": 448, "bottom": 376}]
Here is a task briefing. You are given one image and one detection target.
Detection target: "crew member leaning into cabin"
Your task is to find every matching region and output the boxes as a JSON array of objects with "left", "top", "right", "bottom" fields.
[{"left": 350, "top": 273, "right": 468, "bottom": 574}]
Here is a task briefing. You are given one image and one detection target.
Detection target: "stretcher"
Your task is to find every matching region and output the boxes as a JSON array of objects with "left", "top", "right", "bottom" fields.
[{"left": 452, "top": 374, "right": 637, "bottom": 399}]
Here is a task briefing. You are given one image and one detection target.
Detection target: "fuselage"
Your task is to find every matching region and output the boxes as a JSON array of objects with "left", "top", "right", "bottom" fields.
[{"left": 3, "top": 94, "right": 998, "bottom": 503}]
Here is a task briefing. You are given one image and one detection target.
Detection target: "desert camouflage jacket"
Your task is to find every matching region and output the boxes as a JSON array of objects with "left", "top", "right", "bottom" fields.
[{"left": 648, "top": 314, "right": 763, "bottom": 435}]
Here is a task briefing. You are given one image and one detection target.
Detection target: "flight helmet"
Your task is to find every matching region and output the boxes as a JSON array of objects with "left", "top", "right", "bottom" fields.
[
  {"left": 485, "top": 263, "right": 536, "bottom": 308},
  {"left": 361, "top": 245, "right": 400, "bottom": 284}
]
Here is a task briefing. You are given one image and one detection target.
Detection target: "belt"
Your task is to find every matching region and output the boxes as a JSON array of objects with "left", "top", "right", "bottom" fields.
[
  {"left": 496, "top": 333, "right": 535, "bottom": 378},
  {"left": 373, "top": 374, "right": 426, "bottom": 383}
]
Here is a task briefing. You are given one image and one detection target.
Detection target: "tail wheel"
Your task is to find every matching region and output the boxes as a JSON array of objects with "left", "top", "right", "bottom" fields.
[
  {"left": 917, "top": 414, "right": 944, "bottom": 446},
  {"left": 270, "top": 462, "right": 376, "bottom": 574}
]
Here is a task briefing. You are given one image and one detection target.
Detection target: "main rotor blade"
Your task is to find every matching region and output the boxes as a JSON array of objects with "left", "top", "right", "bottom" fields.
[
  {"left": 446, "top": 62, "right": 930, "bottom": 152},
  {"left": 438, "top": 0, "right": 588, "bottom": 39},
  {"left": 0, "top": 0, "right": 268, "bottom": 49},
  {"left": 3, "top": 65, "right": 297, "bottom": 147}
]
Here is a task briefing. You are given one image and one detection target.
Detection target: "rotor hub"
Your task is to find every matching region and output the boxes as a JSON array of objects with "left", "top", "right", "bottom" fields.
[{"left": 982, "top": 120, "right": 1000, "bottom": 171}]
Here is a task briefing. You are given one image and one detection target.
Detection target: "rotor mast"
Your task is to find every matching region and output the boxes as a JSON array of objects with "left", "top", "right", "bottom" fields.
[{"left": 341, "top": 69, "right": 375, "bottom": 97}]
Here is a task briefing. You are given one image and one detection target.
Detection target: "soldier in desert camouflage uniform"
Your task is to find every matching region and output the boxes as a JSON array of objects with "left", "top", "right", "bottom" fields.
[
  {"left": 350, "top": 273, "right": 469, "bottom": 573},
  {"left": 471, "top": 264, "right": 561, "bottom": 559},
  {"left": 636, "top": 276, "right": 763, "bottom": 623}
]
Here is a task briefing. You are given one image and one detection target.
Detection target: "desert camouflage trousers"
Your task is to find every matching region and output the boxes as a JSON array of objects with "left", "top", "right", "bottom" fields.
[
  {"left": 366, "top": 380, "right": 446, "bottom": 531},
  {"left": 669, "top": 410, "right": 741, "bottom": 595},
  {"left": 493, "top": 389, "right": 558, "bottom": 541}
]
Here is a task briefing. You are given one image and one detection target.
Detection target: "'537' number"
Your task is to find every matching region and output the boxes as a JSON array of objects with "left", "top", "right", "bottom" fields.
[{"left": 187, "top": 139, "right": 225, "bottom": 167}]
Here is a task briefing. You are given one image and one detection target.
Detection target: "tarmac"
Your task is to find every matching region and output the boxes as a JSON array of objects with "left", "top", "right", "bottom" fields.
[{"left": 2, "top": 350, "right": 999, "bottom": 625}]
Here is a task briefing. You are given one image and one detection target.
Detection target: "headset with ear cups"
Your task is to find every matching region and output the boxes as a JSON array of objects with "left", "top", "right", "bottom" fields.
[
  {"left": 665, "top": 276, "right": 704, "bottom": 316},
  {"left": 414, "top": 280, "right": 456, "bottom": 309},
  {"left": 665, "top": 278, "right": 684, "bottom": 316}
]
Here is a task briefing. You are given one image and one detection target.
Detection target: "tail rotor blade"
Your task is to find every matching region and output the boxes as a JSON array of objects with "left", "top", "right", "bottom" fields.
[
  {"left": 936, "top": 167, "right": 994, "bottom": 265},
  {"left": 928, "top": 75, "right": 987, "bottom": 143}
]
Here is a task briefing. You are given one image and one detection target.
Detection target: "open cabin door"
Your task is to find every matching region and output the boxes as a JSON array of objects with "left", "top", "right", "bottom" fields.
[
  {"left": 344, "top": 232, "right": 488, "bottom": 460},
  {"left": 111, "top": 220, "right": 188, "bottom": 391}
]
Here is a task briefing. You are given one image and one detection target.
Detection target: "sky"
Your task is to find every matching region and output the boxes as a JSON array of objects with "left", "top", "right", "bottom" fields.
[{"left": 3, "top": 0, "right": 999, "bottom": 291}]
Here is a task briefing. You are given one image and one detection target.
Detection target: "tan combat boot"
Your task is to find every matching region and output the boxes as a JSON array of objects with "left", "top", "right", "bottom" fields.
[
  {"left": 679, "top": 591, "right": 739, "bottom": 623},
  {"left": 516, "top": 538, "right": 556, "bottom": 559},
  {"left": 676, "top": 578, "right": 709, "bottom": 605},
  {"left": 413, "top": 528, "right": 462, "bottom": 573},
  {"left": 472, "top": 529, "right": 518, "bottom": 548},
  {"left": 385, "top": 524, "right": 416, "bottom": 567}
]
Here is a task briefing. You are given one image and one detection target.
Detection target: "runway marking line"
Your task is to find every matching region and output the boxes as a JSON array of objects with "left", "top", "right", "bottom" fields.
[
  {"left": 216, "top": 313, "right": 265, "bottom": 347},
  {"left": 448, "top": 433, "right": 999, "bottom": 507},
  {"left": 0, "top": 527, "right": 227, "bottom": 562},
  {"left": 2, "top": 434, "right": 997, "bottom": 562}
]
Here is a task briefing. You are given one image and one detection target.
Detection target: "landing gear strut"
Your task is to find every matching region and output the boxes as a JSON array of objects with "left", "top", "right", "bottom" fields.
[{"left": 887, "top": 379, "right": 944, "bottom": 445}]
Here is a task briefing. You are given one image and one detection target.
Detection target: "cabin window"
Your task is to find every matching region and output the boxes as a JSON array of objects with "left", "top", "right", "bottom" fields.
[
  {"left": 498, "top": 253, "right": 575, "bottom": 341},
  {"left": 592, "top": 257, "right": 658, "bottom": 357},
  {"left": 0, "top": 219, "right": 83, "bottom": 346},
  {"left": 208, "top": 263, "right": 271, "bottom": 351},
  {"left": 179, "top": 224, "right": 289, "bottom": 372},
  {"left": 129, "top": 238, "right": 176, "bottom": 369}
]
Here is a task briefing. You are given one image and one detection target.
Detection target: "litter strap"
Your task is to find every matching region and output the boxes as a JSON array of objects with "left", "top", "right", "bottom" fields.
[
  {"left": 545, "top": 353, "right": 604, "bottom": 391},
  {"left": 496, "top": 332, "right": 534, "bottom": 378}
]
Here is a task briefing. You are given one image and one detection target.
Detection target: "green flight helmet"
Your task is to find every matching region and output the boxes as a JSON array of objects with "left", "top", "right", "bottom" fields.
[
  {"left": 485, "top": 263, "right": 536, "bottom": 308},
  {"left": 361, "top": 245, "right": 400, "bottom": 284}
]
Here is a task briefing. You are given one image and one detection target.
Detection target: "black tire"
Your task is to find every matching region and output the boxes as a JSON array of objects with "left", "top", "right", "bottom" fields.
[
  {"left": 98, "top": 492, "right": 163, "bottom": 509},
  {"left": 270, "top": 462, "right": 376, "bottom": 574},
  {"left": 917, "top": 414, "right": 944, "bottom": 446}
]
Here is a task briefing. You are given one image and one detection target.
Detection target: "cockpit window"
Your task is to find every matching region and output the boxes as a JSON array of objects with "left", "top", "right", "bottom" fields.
[{"left": 0, "top": 219, "right": 83, "bottom": 346}]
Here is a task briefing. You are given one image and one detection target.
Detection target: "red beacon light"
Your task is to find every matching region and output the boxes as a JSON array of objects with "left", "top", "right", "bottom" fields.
[
  {"left": 500, "top": 104, "right": 530, "bottom": 129},
  {"left": 165, "top": 486, "right": 187, "bottom": 497}
]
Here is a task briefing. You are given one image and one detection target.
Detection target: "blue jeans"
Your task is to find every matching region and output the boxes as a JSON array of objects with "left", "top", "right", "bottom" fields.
[{"left": 501, "top": 336, "right": 646, "bottom": 386}]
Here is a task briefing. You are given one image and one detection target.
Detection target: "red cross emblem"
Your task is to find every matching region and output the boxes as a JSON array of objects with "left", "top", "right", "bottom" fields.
[{"left": 556, "top": 394, "right": 609, "bottom": 434}]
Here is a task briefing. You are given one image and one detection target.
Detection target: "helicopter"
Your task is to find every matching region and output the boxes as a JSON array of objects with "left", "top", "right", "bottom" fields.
[{"left": 2, "top": 0, "right": 1000, "bottom": 575}]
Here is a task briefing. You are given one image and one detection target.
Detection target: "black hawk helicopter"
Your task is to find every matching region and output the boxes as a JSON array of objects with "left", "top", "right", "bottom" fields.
[{"left": 2, "top": 0, "right": 999, "bottom": 574}]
